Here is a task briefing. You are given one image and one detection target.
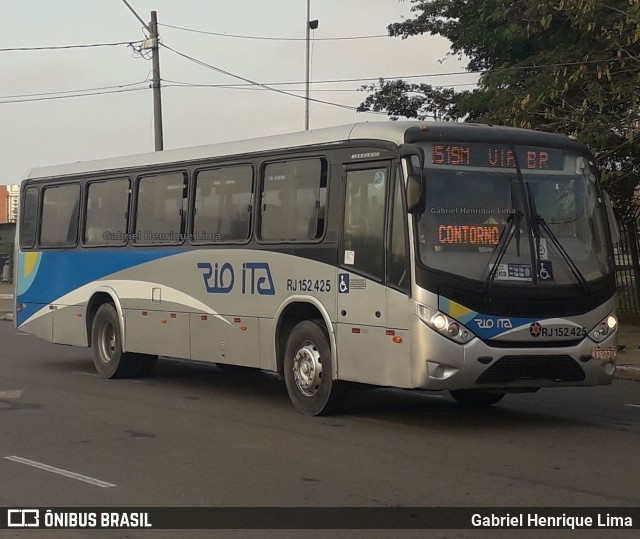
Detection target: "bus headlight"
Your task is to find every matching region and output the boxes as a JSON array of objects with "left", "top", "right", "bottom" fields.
[
  {"left": 590, "top": 313, "right": 617, "bottom": 342},
  {"left": 418, "top": 304, "right": 474, "bottom": 344}
]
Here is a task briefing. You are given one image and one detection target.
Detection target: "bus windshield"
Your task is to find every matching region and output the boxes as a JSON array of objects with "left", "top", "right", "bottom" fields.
[{"left": 416, "top": 143, "right": 611, "bottom": 286}]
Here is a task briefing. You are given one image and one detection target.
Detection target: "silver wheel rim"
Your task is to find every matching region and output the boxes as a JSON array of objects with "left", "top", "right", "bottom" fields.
[
  {"left": 99, "top": 321, "right": 117, "bottom": 364},
  {"left": 293, "top": 341, "right": 323, "bottom": 397}
]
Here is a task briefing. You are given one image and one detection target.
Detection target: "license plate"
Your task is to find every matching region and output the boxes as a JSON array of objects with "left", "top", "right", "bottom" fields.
[{"left": 591, "top": 347, "right": 618, "bottom": 361}]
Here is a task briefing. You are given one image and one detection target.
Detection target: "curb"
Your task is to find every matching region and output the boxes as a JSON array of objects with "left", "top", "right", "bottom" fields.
[{"left": 614, "top": 365, "right": 640, "bottom": 382}]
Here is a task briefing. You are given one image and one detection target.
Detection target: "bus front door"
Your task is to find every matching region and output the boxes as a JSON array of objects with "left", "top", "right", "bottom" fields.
[{"left": 337, "top": 163, "right": 396, "bottom": 386}]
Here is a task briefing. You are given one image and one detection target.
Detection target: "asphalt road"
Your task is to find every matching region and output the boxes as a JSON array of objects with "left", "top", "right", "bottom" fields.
[{"left": 0, "top": 321, "right": 639, "bottom": 538}]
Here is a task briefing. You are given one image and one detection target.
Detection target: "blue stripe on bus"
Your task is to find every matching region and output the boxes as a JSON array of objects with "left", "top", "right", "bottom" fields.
[{"left": 17, "top": 249, "right": 180, "bottom": 324}]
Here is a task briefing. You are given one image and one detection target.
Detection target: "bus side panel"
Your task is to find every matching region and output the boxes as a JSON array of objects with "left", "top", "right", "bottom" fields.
[
  {"left": 259, "top": 317, "right": 277, "bottom": 371},
  {"left": 53, "top": 303, "right": 88, "bottom": 346},
  {"left": 190, "top": 313, "right": 260, "bottom": 367},
  {"left": 19, "top": 307, "right": 52, "bottom": 342},
  {"left": 336, "top": 282, "right": 412, "bottom": 388},
  {"left": 125, "top": 308, "right": 190, "bottom": 359}
]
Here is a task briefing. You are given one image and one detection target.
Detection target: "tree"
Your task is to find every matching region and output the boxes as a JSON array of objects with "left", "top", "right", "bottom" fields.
[{"left": 358, "top": 0, "right": 640, "bottom": 213}]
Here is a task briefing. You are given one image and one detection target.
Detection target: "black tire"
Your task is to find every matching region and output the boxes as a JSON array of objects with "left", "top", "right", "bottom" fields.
[
  {"left": 91, "top": 303, "right": 139, "bottom": 379},
  {"left": 449, "top": 389, "right": 505, "bottom": 408},
  {"left": 283, "top": 320, "right": 347, "bottom": 416}
]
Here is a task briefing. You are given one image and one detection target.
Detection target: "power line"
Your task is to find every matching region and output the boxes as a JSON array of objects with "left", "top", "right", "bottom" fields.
[
  {"left": 0, "top": 80, "right": 149, "bottom": 100},
  {"left": 160, "top": 72, "right": 478, "bottom": 87},
  {"left": 0, "top": 86, "right": 149, "bottom": 105},
  {"left": 159, "top": 22, "right": 387, "bottom": 41},
  {"left": 161, "top": 78, "right": 480, "bottom": 92},
  {"left": 160, "top": 42, "right": 384, "bottom": 114},
  {"left": 0, "top": 41, "right": 143, "bottom": 52},
  {"left": 0, "top": 49, "right": 627, "bottom": 106}
]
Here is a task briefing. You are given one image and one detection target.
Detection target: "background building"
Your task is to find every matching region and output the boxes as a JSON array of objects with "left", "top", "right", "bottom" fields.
[{"left": 0, "top": 185, "right": 19, "bottom": 223}]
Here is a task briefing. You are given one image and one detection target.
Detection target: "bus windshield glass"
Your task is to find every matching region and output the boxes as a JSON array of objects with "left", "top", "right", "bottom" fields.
[{"left": 416, "top": 142, "right": 611, "bottom": 286}]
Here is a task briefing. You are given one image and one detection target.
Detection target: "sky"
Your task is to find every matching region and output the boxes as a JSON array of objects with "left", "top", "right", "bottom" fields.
[{"left": 0, "top": 0, "right": 477, "bottom": 183}]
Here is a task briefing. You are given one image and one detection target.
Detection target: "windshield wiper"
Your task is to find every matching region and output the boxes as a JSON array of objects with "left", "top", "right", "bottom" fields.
[
  {"left": 525, "top": 182, "right": 542, "bottom": 282},
  {"left": 525, "top": 181, "right": 589, "bottom": 291},
  {"left": 482, "top": 209, "right": 524, "bottom": 294}
]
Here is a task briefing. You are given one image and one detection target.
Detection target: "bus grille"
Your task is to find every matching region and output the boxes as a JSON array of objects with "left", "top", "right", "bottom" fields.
[{"left": 477, "top": 355, "right": 585, "bottom": 384}]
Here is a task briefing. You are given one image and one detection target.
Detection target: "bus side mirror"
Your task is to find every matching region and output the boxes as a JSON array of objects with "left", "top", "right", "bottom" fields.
[
  {"left": 400, "top": 144, "right": 425, "bottom": 214},
  {"left": 602, "top": 190, "right": 620, "bottom": 244}
]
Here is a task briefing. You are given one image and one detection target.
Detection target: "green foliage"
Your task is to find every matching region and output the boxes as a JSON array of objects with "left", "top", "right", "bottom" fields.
[
  {"left": 356, "top": 79, "right": 469, "bottom": 121},
  {"left": 358, "top": 0, "right": 640, "bottom": 214}
]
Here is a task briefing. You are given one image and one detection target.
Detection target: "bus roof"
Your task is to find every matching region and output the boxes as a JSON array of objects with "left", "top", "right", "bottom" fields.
[{"left": 27, "top": 121, "right": 584, "bottom": 180}]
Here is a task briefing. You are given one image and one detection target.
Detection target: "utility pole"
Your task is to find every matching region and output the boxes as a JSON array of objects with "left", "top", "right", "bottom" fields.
[
  {"left": 120, "top": 1, "right": 164, "bottom": 151},
  {"left": 149, "top": 11, "right": 164, "bottom": 151},
  {"left": 305, "top": 1, "right": 318, "bottom": 131}
]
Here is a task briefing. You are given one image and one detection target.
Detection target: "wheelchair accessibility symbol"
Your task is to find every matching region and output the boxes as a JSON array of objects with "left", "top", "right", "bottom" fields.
[
  {"left": 538, "top": 261, "right": 554, "bottom": 281},
  {"left": 338, "top": 273, "right": 350, "bottom": 293}
]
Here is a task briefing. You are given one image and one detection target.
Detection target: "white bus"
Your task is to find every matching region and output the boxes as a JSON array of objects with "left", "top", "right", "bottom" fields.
[{"left": 16, "top": 122, "right": 619, "bottom": 414}]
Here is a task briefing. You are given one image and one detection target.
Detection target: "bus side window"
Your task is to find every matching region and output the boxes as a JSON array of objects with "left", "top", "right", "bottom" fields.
[
  {"left": 39, "top": 184, "right": 80, "bottom": 248},
  {"left": 193, "top": 165, "right": 253, "bottom": 243},
  {"left": 20, "top": 187, "right": 39, "bottom": 249},
  {"left": 260, "top": 158, "right": 325, "bottom": 242},
  {"left": 84, "top": 179, "right": 130, "bottom": 245},
  {"left": 134, "top": 172, "right": 187, "bottom": 245}
]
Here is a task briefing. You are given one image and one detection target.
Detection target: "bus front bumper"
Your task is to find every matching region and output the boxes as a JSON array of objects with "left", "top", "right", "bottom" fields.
[{"left": 412, "top": 319, "right": 618, "bottom": 391}]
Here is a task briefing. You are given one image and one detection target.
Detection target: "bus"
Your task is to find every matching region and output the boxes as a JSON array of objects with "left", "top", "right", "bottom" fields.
[{"left": 15, "top": 122, "right": 620, "bottom": 415}]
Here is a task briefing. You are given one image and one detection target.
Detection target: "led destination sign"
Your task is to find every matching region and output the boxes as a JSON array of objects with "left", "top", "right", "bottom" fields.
[
  {"left": 431, "top": 143, "right": 564, "bottom": 170},
  {"left": 438, "top": 224, "right": 500, "bottom": 246}
]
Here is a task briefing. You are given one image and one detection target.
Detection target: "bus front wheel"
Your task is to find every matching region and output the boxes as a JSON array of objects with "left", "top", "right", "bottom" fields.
[
  {"left": 449, "top": 389, "right": 505, "bottom": 408},
  {"left": 283, "top": 320, "right": 346, "bottom": 416},
  {"left": 91, "top": 303, "right": 150, "bottom": 378}
]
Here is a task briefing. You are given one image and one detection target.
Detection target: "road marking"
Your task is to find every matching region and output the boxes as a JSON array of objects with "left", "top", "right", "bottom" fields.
[
  {"left": 4, "top": 456, "right": 116, "bottom": 488},
  {"left": 625, "top": 404, "right": 640, "bottom": 408},
  {"left": 0, "top": 390, "right": 23, "bottom": 399}
]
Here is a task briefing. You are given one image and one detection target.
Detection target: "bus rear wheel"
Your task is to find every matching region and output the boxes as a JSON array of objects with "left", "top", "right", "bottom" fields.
[
  {"left": 91, "top": 303, "right": 151, "bottom": 378},
  {"left": 449, "top": 389, "right": 505, "bottom": 408},
  {"left": 283, "top": 320, "right": 346, "bottom": 416}
]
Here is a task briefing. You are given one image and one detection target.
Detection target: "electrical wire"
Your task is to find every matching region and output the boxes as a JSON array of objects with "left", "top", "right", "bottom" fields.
[
  {"left": 159, "top": 22, "right": 387, "bottom": 41},
  {"left": 160, "top": 42, "right": 386, "bottom": 114},
  {"left": 162, "top": 72, "right": 477, "bottom": 87},
  {"left": 161, "top": 78, "right": 480, "bottom": 92},
  {"left": 161, "top": 43, "right": 636, "bottom": 115},
  {"left": 0, "top": 80, "right": 150, "bottom": 100},
  {"left": 0, "top": 85, "right": 150, "bottom": 105},
  {"left": 0, "top": 41, "right": 143, "bottom": 52}
]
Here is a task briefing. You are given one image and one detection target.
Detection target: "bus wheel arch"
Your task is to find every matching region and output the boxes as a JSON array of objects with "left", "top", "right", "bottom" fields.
[
  {"left": 86, "top": 290, "right": 122, "bottom": 348},
  {"left": 274, "top": 299, "right": 335, "bottom": 377},
  {"left": 90, "top": 301, "right": 157, "bottom": 379},
  {"left": 282, "top": 318, "right": 347, "bottom": 415}
]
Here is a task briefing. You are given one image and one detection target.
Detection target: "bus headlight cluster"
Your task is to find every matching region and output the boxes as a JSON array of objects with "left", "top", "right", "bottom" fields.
[
  {"left": 590, "top": 314, "right": 617, "bottom": 342},
  {"left": 418, "top": 305, "right": 474, "bottom": 344}
]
